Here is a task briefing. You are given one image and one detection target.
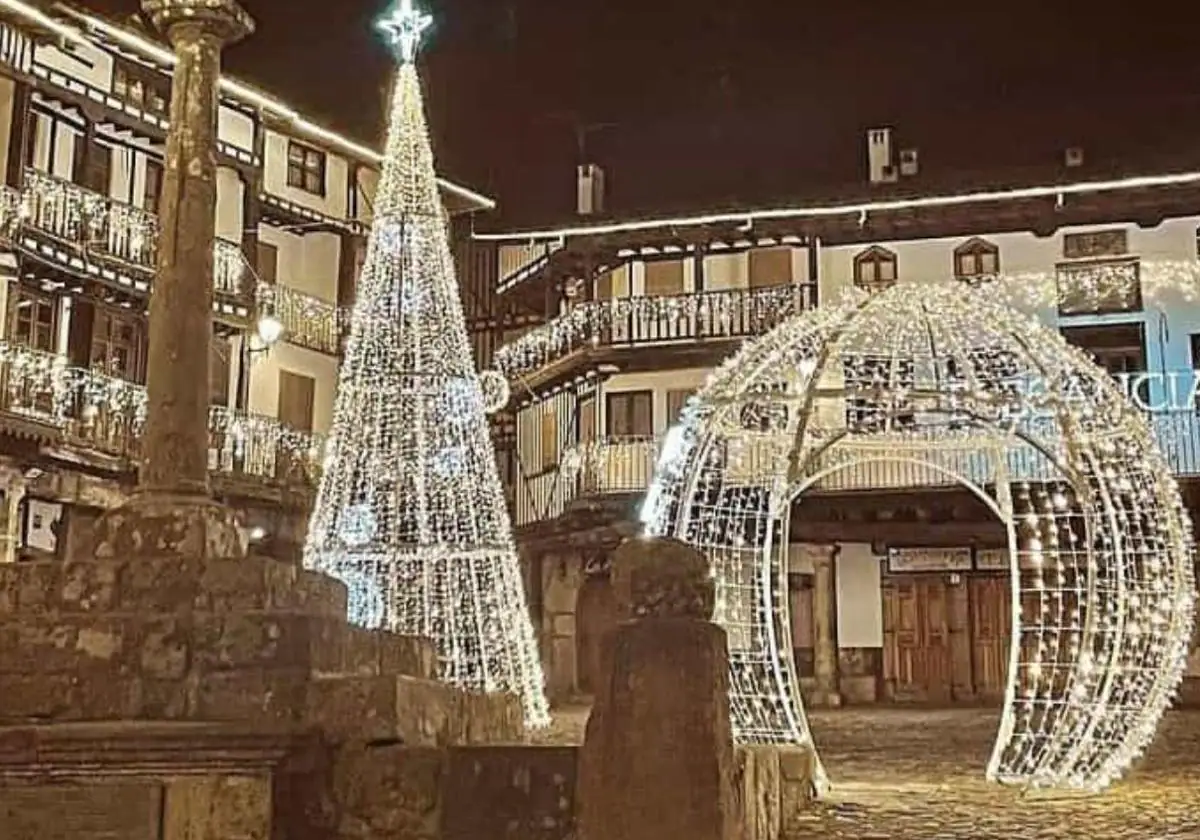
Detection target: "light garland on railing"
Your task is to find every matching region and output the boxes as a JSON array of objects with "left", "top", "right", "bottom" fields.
[
  {"left": 256, "top": 282, "right": 342, "bottom": 353},
  {"left": 0, "top": 342, "right": 321, "bottom": 481},
  {"left": 493, "top": 284, "right": 812, "bottom": 383},
  {"left": 301, "top": 12, "right": 548, "bottom": 728},
  {"left": 641, "top": 281, "right": 1195, "bottom": 792}
]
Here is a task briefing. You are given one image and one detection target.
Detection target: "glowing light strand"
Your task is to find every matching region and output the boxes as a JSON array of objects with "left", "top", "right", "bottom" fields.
[
  {"left": 301, "top": 47, "right": 549, "bottom": 726},
  {"left": 642, "top": 282, "right": 1195, "bottom": 792}
]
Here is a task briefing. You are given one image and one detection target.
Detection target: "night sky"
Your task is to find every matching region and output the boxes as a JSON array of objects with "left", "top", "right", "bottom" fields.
[{"left": 87, "top": 0, "right": 1200, "bottom": 225}]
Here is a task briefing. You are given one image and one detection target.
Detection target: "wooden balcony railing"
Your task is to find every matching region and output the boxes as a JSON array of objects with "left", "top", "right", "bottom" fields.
[
  {"left": 256, "top": 283, "right": 342, "bottom": 355},
  {"left": 3, "top": 169, "right": 253, "bottom": 302},
  {"left": 515, "top": 436, "right": 660, "bottom": 526},
  {"left": 512, "top": 410, "right": 1200, "bottom": 526},
  {"left": 495, "top": 284, "right": 817, "bottom": 384},
  {"left": 0, "top": 343, "right": 322, "bottom": 486}
]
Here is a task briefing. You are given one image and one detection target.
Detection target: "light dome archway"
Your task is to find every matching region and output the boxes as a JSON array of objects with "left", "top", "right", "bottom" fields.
[{"left": 642, "top": 282, "right": 1196, "bottom": 792}]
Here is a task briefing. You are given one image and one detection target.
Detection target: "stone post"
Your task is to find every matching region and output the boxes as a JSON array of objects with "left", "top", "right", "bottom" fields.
[
  {"left": 577, "top": 538, "right": 737, "bottom": 840},
  {"left": 92, "top": 0, "right": 255, "bottom": 561},
  {"left": 810, "top": 544, "right": 841, "bottom": 707}
]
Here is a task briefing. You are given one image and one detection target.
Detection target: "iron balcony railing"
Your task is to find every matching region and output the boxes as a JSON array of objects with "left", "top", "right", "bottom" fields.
[
  {"left": 0, "top": 343, "right": 323, "bottom": 486},
  {"left": 495, "top": 284, "right": 817, "bottom": 384},
  {"left": 512, "top": 410, "right": 1200, "bottom": 526},
  {"left": 2, "top": 169, "right": 253, "bottom": 300}
]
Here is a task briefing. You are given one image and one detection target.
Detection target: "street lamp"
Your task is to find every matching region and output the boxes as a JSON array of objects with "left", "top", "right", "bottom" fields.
[{"left": 255, "top": 313, "right": 284, "bottom": 349}]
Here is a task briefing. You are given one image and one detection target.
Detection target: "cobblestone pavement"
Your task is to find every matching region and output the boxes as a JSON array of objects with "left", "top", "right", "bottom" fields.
[{"left": 539, "top": 705, "right": 1200, "bottom": 839}]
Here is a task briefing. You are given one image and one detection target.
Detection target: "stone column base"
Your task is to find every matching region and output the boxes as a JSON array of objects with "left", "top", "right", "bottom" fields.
[
  {"left": 807, "top": 689, "right": 842, "bottom": 709},
  {"left": 92, "top": 493, "right": 246, "bottom": 560}
]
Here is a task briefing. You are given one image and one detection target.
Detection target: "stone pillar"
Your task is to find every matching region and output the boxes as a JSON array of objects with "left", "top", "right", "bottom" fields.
[
  {"left": 0, "top": 474, "right": 25, "bottom": 563},
  {"left": 947, "top": 572, "right": 975, "bottom": 701},
  {"left": 91, "top": 0, "right": 255, "bottom": 561},
  {"left": 811, "top": 543, "right": 841, "bottom": 707},
  {"left": 578, "top": 538, "right": 737, "bottom": 840}
]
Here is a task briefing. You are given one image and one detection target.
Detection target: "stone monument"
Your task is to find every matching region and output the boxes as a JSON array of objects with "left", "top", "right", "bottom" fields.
[
  {"left": 90, "top": 0, "right": 253, "bottom": 560},
  {"left": 577, "top": 537, "right": 739, "bottom": 840}
]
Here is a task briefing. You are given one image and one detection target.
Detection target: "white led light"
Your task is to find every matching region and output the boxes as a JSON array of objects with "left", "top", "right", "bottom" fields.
[
  {"left": 302, "top": 55, "right": 548, "bottom": 726},
  {"left": 643, "top": 281, "right": 1196, "bottom": 792}
]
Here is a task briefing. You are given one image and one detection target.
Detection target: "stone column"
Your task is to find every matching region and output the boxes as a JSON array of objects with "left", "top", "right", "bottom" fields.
[
  {"left": 92, "top": 0, "right": 255, "bottom": 561},
  {"left": 810, "top": 543, "right": 841, "bottom": 707},
  {"left": 0, "top": 473, "right": 26, "bottom": 563}
]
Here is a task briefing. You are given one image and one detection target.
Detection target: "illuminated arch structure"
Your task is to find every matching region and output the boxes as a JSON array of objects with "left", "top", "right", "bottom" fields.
[{"left": 641, "top": 282, "right": 1196, "bottom": 792}]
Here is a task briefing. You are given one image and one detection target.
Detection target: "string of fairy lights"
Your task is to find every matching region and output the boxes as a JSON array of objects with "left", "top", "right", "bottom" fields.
[
  {"left": 301, "top": 0, "right": 548, "bottom": 727},
  {"left": 641, "top": 282, "right": 1195, "bottom": 792},
  {"left": 0, "top": 341, "right": 320, "bottom": 475},
  {"left": 490, "top": 259, "right": 1200, "bottom": 388}
]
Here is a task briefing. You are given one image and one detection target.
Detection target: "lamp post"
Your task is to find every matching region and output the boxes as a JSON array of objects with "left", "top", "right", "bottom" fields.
[{"left": 92, "top": 0, "right": 256, "bottom": 561}]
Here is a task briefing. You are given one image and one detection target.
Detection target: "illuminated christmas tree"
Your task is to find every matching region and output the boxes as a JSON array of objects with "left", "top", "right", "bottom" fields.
[{"left": 303, "top": 0, "right": 548, "bottom": 726}]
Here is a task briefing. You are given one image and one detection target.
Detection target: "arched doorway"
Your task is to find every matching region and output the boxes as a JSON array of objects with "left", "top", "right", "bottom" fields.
[{"left": 641, "top": 282, "right": 1196, "bottom": 792}]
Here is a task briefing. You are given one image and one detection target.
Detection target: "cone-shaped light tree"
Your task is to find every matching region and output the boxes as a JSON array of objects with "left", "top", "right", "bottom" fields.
[{"left": 303, "top": 0, "right": 549, "bottom": 726}]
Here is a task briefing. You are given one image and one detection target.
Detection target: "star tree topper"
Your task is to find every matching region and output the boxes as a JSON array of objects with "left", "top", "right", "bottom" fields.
[{"left": 376, "top": 0, "right": 433, "bottom": 63}]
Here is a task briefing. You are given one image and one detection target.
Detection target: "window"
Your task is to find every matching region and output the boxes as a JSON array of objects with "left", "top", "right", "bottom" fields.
[
  {"left": 112, "top": 62, "right": 170, "bottom": 117},
  {"left": 277, "top": 369, "right": 316, "bottom": 432},
  {"left": 1061, "top": 323, "right": 1148, "bottom": 404},
  {"left": 77, "top": 136, "right": 112, "bottom": 194},
  {"left": 643, "top": 260, "right": 684, "bottom": 297},
  {"left": 286, "top": 140, "right": 326, "bottom": 196},
  {"left": 256, "top": 241, "right": 279, "bottom": 284},
  {"left": 748, "top": 247, "right": 793, "bottom": 289},
  {"left": 209, "top": 339, "right": 230, "bottom": 408},
  {"left": 90, "top": 307, "right": 146, "bottom": 383},
  {"left": 853, "top": 246, "right": 898, "bottom": 291},
  {"left": 143, "top": 158, "right": 163, "bottom": 213},
  {"left": 954, "top": 238, "right": 1000, "bottom": 280},
  {"left": 1056, "top": 258, "right": 1142, "bottom": 316},
  {"left": 10, "top": 290, "right": 58, "bottom": 352},
  {"left": 606, "top": 390, "right": 653, "bottom": 438}
]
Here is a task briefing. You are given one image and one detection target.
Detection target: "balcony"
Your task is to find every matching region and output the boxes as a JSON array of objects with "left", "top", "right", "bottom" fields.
[
  {"left": 495, "top": 284, "right": 816, "bottom": 391},
  {"left": 0, "top": 343, "right": 322, "bottom": 487},
  {"left": 516, "top": 436, "right": 659, "bottom": 526},
  {"left": 2, "top": 169, "right": 253, "bottom": 318},
  {"left": 256, "top": 283, "right": 342, "bottom": 355},
  {"left": 512, "top": 411, "right": 1200, "bottom": 527}
]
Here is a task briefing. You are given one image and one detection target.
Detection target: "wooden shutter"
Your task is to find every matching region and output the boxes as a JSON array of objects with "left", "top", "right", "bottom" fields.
[
  {"left": 748, "top": 247, "right": 792, "bottom": 288},
  {"left": 607, "top": 391, "right": 653, "bottom": 438},
  {"left": 595, "top": 269, "right": 615, "bottom": 300},
  {"left": 643, "top": 260, "right": 684, "bottom": 297},
  {"left": 539, "top": 410, "right": 558, "bottom": 470},
  {"left": 666, "top": 388, "right": 691, "bottom": 423},
  {"left": 277, "top": 370, "right": 315, "bottom": 432},
  {"left": 577, "top": 396, "right": 596, "bottom": 444}
]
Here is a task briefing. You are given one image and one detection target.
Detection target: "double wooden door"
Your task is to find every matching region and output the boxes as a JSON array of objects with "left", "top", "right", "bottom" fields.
[{"left": 882, "top": 574, "right": 1011, "bottom": 703}]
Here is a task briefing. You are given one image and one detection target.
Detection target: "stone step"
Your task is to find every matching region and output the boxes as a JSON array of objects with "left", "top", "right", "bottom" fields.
[{"left": 307, "top": 674, "right": 524, "bottom": 746}]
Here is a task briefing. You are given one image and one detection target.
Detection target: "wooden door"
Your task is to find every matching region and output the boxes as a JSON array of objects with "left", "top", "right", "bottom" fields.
[
  {"left": 969, "top": 575, "right": 1011, "bottom": 702},
  {"left": 883, "top": 577, "right": 952, "bottom": 702}
]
